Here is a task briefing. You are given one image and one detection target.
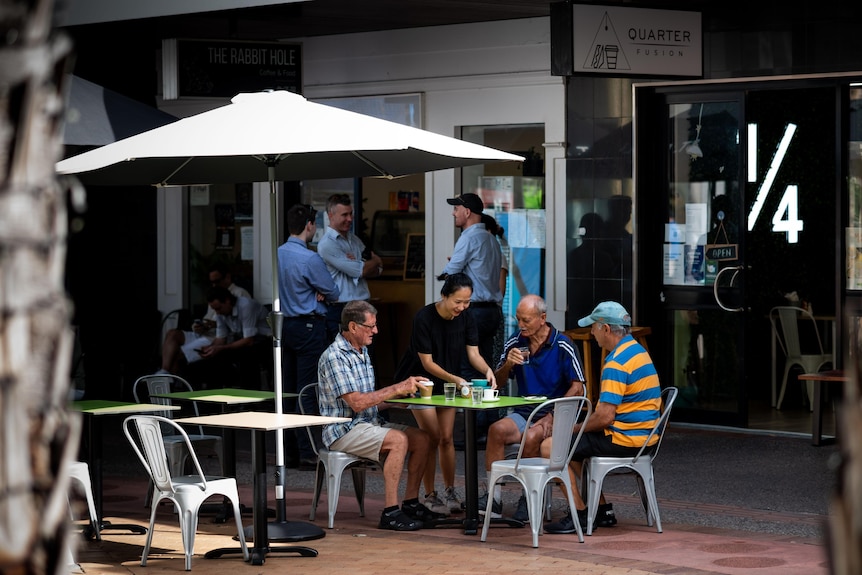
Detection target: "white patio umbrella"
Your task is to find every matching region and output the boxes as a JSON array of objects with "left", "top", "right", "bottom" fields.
[{"left": 57, "top": 89, "right": 523, "bottom": 542}]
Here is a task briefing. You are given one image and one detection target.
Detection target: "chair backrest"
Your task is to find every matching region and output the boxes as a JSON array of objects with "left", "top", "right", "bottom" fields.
[
  {"left": 123, "top": 414, "right": 207, "bottom": 493},
  {"left": 770, "top": 306, "right": 826, "bottom": 359},
  {"left": 133, "top": 374, "right": 204, "bottom": 434},
  {"left": 514, "top": 395, "right": 592, "bottom": 473},
  {"left": 298, "top": 383, "right": 323, "bottom": 456},
  {"left": 633, "top": 386, "right": 679, "bottom": 463}
]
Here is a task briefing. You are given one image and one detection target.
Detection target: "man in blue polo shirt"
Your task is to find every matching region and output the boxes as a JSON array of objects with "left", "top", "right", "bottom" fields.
[{"left": 477, "top": 294, "right": 585, "bottom": 522}]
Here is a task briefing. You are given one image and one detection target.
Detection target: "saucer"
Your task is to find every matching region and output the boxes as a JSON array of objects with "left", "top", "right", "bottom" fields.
[{"left": 482, "top": 397, "right": 501, "bottom": 402}]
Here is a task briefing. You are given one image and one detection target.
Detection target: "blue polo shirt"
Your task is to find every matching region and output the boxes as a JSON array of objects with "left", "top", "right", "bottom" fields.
[{"left": 498, "top": 324, "right": 585, "bottom": 418}]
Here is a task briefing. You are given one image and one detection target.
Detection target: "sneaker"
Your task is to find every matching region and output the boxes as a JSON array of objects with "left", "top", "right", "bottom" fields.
[
  {"left": 544, "top": 508, "right": 589, "bottom": 534},
  {"left": 423, "top": 491, "right": 449, "bottom": 516},
  {"left": 477, "top": 492, "right": 502, "bottom": 518},
  {"left": 401, "top": 500, "right": 446, "bottom": 524},
  {"left": 596, "top": 502, "right": 617, "bottom": 527},
  {"left": 378, "top": 508, "right": 422, "bottom": 531},
  {"left": 512, "top": 495, "right": 529, "bottom": 523},
  {"left": 443, "top": 486, "right": 463, "bottom": 514}
]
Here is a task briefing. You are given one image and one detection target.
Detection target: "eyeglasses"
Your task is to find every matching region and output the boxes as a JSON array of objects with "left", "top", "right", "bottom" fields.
[{"left": 356, "top": 322, "right": 377, "bottom": 330}]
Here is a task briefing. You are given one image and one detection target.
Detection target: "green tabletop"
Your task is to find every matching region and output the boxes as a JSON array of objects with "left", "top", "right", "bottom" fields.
[
  {"left": 71, "top": 399, "right": 180, "bottom": 414},
  {"left": 387, "top": 395, "right": 546, "bottom": 410},
  {"left": 149, "top": 387, "right": 297, "bottom": 404}
]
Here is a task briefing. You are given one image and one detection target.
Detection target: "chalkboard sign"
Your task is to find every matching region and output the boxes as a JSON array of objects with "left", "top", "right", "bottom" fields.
[{"left": 403, "top": 233, "right": 425, "bottom": 280}]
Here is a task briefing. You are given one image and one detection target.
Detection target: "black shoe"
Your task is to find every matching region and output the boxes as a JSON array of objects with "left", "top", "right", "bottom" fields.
[
  {"left": 596, "top": 503, "right": 617, "bottom": 527},
  {"left": 378, "top": 508, "right": 422, "bottom": 531},
  {"left": 544, "top": 509, "right": 589, "bottom": 534},
  {"left": 298, "top": 458, "right": 318, "bottom": 471},
  {"left": 401, "top": 500, "right": 446, "bottom": 523}
]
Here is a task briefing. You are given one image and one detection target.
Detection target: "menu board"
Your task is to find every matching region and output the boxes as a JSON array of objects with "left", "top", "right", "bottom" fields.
[{"left": 403, "top": 233, "right": 425, "bottom": 280}]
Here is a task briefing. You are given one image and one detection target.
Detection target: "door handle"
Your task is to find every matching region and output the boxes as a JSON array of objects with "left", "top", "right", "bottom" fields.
[{"left": 713, "top": 265, "right": 746, "bottom": 312}]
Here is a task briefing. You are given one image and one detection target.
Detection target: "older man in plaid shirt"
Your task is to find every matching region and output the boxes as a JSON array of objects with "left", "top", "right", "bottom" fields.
[{"left": 318, "top": 300, "right": 446, "bottom": 532}]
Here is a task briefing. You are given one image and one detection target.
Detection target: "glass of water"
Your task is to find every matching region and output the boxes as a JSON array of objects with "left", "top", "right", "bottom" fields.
[{"left": 444, "top": 382, "right": 457, "bottom": 400}]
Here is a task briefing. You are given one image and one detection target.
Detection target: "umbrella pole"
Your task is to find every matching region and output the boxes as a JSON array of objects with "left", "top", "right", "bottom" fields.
[{"left": 245, "top": 163, "right": 325, "bottom": 545}]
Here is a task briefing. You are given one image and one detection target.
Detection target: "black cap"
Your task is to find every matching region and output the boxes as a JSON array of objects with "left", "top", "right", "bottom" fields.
[{"left": 446, "top": 192, "right": 484, "bottom": 214}]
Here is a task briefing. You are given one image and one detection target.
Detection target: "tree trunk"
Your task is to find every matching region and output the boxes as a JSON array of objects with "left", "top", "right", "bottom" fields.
[{"left": 0, "top": 0, "right": 76, "bottom": 573}]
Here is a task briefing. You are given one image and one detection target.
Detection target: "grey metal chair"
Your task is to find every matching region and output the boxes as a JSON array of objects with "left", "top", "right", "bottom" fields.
[
  {"left": 298, "top": 383, "right": 378, "bottom": 528},
  {"left": 770, "top": 306, "right": 833, "bottom": 410},
  {"left": 581, "top": 386, "right": 679, "bottom": 535},
  {"left": 481, "top": 395, "right": 593, "bottom": 548},
  {"left": 123, "top": 415, "right": 248, "bottom": 571}
]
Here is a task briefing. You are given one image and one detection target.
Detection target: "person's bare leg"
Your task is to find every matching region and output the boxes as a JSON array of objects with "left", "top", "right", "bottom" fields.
[
  {"left": 402, "top": 426, "right": 431, "bottom": 501},
  {"left": 542, "top": 437, "right": 586, "bottom": 510},
  {"left": 436, "top": 408, "right": 457, "bottom": 488},
  {"left": 161, "top": 329, "right": 186, "bottom": 373},
  {"left": 380, "top": 429, "right": 408, "bottom": 508},
  {"left": 485, "top": 417, "right": 522, "bottom": 470},
  {"left": 412, "top": 408, "right": 440, "bottom": 495}
]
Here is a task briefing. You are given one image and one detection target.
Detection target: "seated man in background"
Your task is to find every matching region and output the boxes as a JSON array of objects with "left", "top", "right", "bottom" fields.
[
  {"left": 194, "top": 286, "right": 271, "bottom": 389},
  {"left": 479, "top": 294, "right": 585, "bottom": 523},
  {"left": 158, "top": 263, "right": 251, "bottom": 375},
  {"left": 317, "top": 300, "right": 445, "bottom": 531},
  {"left": 542, "top": 301, "right": 661, "bottom": 534}
]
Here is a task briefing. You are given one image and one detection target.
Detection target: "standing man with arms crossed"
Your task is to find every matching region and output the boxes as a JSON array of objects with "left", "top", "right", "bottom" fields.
[
  {"left": 479, "top": 294, "right": 585, "bottom": 522},
  {"left": 542, "top": 301, "right": 662, "bottom": 534},
  {"left": 316, "top": 193, "right": 383, "bottom": 341},
  {"left": 277, "top": 203, "right": 340, "bottom": 469},
  {"left": 438, "top": 193, "right": 503, "bottom": 370},
  {"left": 318, "top": 300, "right": 446, "bottom": 531}
]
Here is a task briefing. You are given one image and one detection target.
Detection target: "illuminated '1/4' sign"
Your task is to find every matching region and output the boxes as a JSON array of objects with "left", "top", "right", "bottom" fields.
[{"left": 747, "top": 123, "right": 802, "bottom": 243}]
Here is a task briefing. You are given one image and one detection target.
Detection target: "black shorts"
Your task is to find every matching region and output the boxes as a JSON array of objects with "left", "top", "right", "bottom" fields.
[{"left": 572, "top": 431, "right": 648, "bottom": 462}]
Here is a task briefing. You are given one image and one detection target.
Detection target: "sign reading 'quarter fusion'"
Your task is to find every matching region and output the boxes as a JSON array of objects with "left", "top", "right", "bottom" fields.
[
  {"left": 572, "top": 5, "right": 701, "bottom": 77},
  {"left": 162, "top": 39, "right": 302, "bottom": 99}
]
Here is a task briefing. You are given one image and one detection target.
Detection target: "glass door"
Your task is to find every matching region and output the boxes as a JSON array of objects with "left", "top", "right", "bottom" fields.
[{"left": 652, "top": 86, "right": 838, "bottom": 428}]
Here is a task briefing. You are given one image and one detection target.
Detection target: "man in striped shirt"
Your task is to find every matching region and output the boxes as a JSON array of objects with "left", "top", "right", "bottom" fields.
[{"left": 543, "top": 301, "right": 661, "bottom": 535}]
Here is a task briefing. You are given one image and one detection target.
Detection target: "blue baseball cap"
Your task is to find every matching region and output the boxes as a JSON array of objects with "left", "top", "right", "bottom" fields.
[{"left": 578, "top": 301, "right": 632, "bottom": 327}]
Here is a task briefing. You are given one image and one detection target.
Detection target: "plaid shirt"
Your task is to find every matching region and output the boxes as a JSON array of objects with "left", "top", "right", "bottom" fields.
[{"left": 318, "top": 333, "right": 380, "bottom": 448}]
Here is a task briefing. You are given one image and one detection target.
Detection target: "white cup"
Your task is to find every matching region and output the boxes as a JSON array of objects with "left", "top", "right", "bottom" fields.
[{"left": 482, "top": 388, "right": 499, "bottom": 401}]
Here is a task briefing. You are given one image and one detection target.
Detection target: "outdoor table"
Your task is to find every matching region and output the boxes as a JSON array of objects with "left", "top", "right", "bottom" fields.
[
  {"left": 70, "top": 399, "right": 180, "bottom": 537},
  {"left": 798, "top": 369, "right": 848, "bottom": 446},
  {"left": 148, "top": 387, "right": 295, "bottom": 522},
  {"left": 176, "top": 411, "right": 349, "bottom": 566},
  {"left": 386, "top": 394, "right": 546, "bottom": 535}
]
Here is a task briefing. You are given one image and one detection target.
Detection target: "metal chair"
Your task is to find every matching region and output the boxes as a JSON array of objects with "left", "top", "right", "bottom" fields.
[
  {"left": 67, "top": 460, "right": 100, "bottom": 540},
  {"left": 582, "top": 386, "right": 678, "bottom": 536},
  {"left": 481, "top": 395, "right": 593, "bottom": 548},
  {"left": 123, "top": 415, "right": 248, "bottom": 571},
  {"left": 298, "top": 383, "right": 378, "bottom": 528},
  {"left": 770, "top": 306, "right": 833, "bottom": 410},
  {"left": 133, "top": 374, "right": 224, "bottom": 483}
]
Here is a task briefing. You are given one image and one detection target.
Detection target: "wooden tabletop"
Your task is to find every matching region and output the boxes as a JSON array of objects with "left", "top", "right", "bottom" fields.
[
  {"left": 797, "top": 370, "right": 848, "bottom": 382},
  {"left": 176, "top": 411, "right": 348, "bottom": 431}
]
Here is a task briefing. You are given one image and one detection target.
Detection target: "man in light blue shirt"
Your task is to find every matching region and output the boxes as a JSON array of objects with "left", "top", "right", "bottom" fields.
[
  {"left": 439, "top": 193, "right": 503, "bottom": 370},
  {"left": 277, "top": 203, "right": 340, "bottom": 468},
  {"left": 317, "top": 193, "right": 383, "bottom": 340}
]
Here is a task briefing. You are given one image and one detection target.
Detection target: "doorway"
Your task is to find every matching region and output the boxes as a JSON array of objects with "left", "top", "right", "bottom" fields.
[{"left": 638, "top": 83, "right": 838, "bottom": 430}]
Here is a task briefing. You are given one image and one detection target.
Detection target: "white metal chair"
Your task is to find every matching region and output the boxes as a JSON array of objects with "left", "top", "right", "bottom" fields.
[
  {"left": 481, "top": 395, "right": 593, "bottom": 548},
  {"left": 123, "top": 415, "right": 248, "bottom": 571},
  {"left": 298, "top": 383, "right": 378, "bottom": 528},
  {"left": 582, "top": 386, "right": 678, "bottom": 536},
  {"left": 770, "top": 306, "right": 833, "bottom": 410},
  {"left": 133, "top": 374, "right": 224, "bottom": 486},
  {"left": 67, "top": 460, "right": 100, "bottom": 540}
]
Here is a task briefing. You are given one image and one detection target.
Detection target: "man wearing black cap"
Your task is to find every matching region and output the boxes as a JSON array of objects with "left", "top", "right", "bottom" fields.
[{"left": 439, "top": 192, "right": 503, "bottom": 371}]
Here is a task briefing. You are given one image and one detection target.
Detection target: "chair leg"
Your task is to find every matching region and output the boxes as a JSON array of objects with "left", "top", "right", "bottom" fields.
[
  {"left": 525, "top": 482, "right": 545, "bottom": 548},
  {"left": 140, "top": 497, "right": 161, "bottom": 566},
  {"left": 636, "top": 470, "right": 662, "bottom": 533},
  {"left": 560, "top": 475, "right": 584, "bottom": 543},
  {"left": 309, "top": 462, "right": 324, "bottom": 521},
  {"left": 326, "top": 465, "right": 345, "bottom": 529},
  {"left": 776, "top": 363, "right": 794, "bottom": 410},
  {"left": 585, "top": 463, "right": 604, "bottom": 536},
  {"left": 180, "top": 506, "right": 198, "bottom": 571},
  {"left": 351, "top": 467, "right": 367, "bottom": 518}
]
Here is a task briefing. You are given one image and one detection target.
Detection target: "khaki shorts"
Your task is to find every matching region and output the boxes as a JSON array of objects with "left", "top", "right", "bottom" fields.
[{"left": 329, "top": 422, "right": 408, "bottom": 463}]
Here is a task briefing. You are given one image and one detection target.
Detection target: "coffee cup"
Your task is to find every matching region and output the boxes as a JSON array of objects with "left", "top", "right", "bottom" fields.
[
  {"left": 482, "top": 388, "right": 499, "bottom": 401},
  {"left": 418, "top": 381, "right": 434, "bottom": 398}
]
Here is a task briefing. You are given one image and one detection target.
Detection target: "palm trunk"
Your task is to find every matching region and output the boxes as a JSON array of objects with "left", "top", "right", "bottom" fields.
[{"left": 0, "top": 0, "right": 76, "bottom": 572}]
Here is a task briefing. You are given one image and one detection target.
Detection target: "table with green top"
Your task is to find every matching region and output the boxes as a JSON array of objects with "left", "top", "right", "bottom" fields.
[
  {"left": 71, "top": 399, "right": 180, "bottom": 536},
  {"left": 387, "top": 394, "right": 546, "bottom": 535}
]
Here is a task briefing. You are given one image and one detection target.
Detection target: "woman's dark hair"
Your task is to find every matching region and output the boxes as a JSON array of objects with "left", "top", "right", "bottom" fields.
[
  {"left": 440, "top": 272, "right": 473, "bottom": 297},
  {"left": 481, "top": 213, "right": 504, "bottom": 238}
]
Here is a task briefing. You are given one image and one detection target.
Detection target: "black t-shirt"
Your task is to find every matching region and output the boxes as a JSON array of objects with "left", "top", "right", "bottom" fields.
[{"left": 394, "top": 302, "right": 479, "bottom": 393}]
